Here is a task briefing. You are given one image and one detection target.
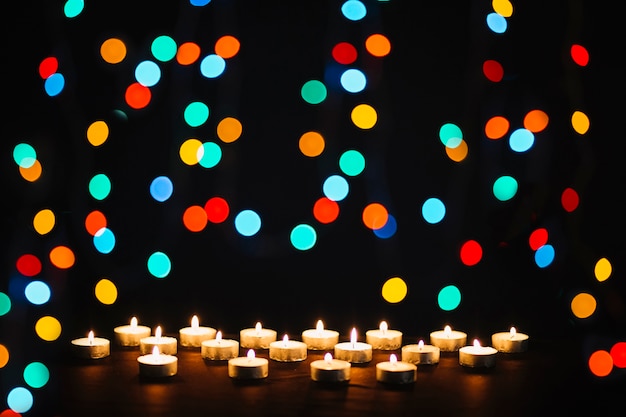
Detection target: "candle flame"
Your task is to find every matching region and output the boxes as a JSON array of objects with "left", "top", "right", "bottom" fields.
[
  {"left": 324, "top": 352, "right": 333, "bottom": 363},
  {"left": 155, "top": 326, "right": 162, "bottom": 339},
  {"left": 473, "top": 339, "right": 481, "bottom": 348},
  {"left": 247, "top": 349, "right": 256, "bottom": 359},
  {"left": 510, "top": 326, "right": 517, "bottom": 338},
  {"left": 390, "top": 353, "right": 398, "bottom": 365},
  {"left": 88, "top": 330, "right": 94, "bottom": 345},
  {"left": 282, "top": 334, "right": 289, "bottom": 346},
  {"left": 418, "top": 340, "right": 424, "bottom": 350},
  {"left": 216, "top": 331, "right": 222, "bottom": 341},
  {"left": 255, "top": 322, "right": 262, "bottom": 334},
  {"left": 191, "top": 315, "right": 199, "bottom": 329},
  {"left": 316, "top": 320, "right": 324, "bottom": 332},
  {"left": 152, "top": 345, "right": 160, "bottom": 356},
  {"left": 444, "top": 325, "right": 452, "bottom": 338},
  {"left": 130, "top": 317, "right": 138, "bottom": 328},
  {"left": 379, "top": 321, "right": 388, "bottom": 333},
  {"left": 350, "top": 328, "right": 357, "bottom": 346}
]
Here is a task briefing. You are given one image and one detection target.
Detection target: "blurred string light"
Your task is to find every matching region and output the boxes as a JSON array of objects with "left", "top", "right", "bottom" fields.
[
  {"left": 381, "top": 277, "right": 408, "bottom": 303},
  {"left": 63, "top": 0, "right": 84, "bottom": 18}
]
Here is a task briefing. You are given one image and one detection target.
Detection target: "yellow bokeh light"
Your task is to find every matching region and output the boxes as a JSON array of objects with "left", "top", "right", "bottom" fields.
[
  {"left": 100, "top": 38, "right": 127, "bottom": 64},
  {"left": 571, "top": 292, "right": 597, "bottom": 319},
  {"left": 594, "top": 257, "right": 612, "bottom": 282},
  {"left": 87, "top": 120, "right": 110, "bottom": 146},
  {"left": 351, "top": 103, "right": 377, "bottom": 129},
  {"left": 95, "top": 278, "right": 118, "bottom": 305},
  {"left": 0, "top": 344, "right": 9, "bottom": 368},
  {"left": 179, "top": 138, "right": 203, "bottom": 165},
  {"left": 445, "top": 139, "right": 468, "bottom": 162},
  {"left": 492, "top": 0, "right": 513, "bottom": 17},
  {"left": 299, "top": 131, "right": 325, "bottom": 157},
  {"left": 35, "top": 316, "right": 62, "bottom": 341},
  {"left": 571, "top": 110, "right": 590, "bottom": 134},
  {"left": 33, "top": 208, "right": 55, "bottom": 235},
  {"left": 381, "top": 277, "right": 408, "bottom": 303},
  {"left": 217, "top": 117, "right": 243, "bottom": 143},
  {"left": 19, "top": 159, "right": 42, "bottom": 182}
]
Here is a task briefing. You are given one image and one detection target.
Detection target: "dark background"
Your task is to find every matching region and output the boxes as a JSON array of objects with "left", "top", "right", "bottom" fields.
[{"left": 2, "top": 3, "right": 625, "bottom": 410}]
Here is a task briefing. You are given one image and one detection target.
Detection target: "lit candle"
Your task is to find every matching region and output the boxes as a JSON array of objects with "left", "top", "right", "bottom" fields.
[
  {"left": 113, "top": 316, "right": 151, "bottom": 347},
  {"left": 376, "top": 353, "right": 417, "bottom": 384},
  {"left": 179, "top": 315, "right": 217, "bottom": 348},
  {"left": 401, "top": 339, "right": 440, "bottom": 365},
  {"left": 201, "top": 331, "right": 240, "bottom": 361},
  {"left": 429, "top": 325, "right": 467, "bottom": 352},
  {"left": 269, "top": 334, "right": 308, "bottom": 362},
  {"left": 137, "top": 345, "right": 178, "bottom": 378},
  {"left": 301, "top": 320, "right": 339, "bottom": 350},
  {"left": 139, "top": 326, "right": 177, "bottom": 355},
  {"left": 459, "top": 339, "right": 498, "bottom": 368},
  {"left": 334, "top": 328, "right": 372, "bottom": 364},
  {"left": 239, "top": 322, "right": 277, "bottom": 349},
  {"left": 71, "top": 330, "right": 110, "bottom": 359},
  {"left": 228, "top": 349, "right": 269, "bottom": 380},
  {"left": 365, "top": 321, "right": 403, "bottom": 350},
  {"left": 310, "top": 352, "right": 351, "bottom": 383},
  {"left": 491, "top": 327, "right": 529, "bottom": 353}
]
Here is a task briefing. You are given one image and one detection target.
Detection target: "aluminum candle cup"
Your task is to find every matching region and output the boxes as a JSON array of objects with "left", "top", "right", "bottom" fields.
[
  {"left": 365, "top": 321, "right": 403, "bottom": 350},
  {"left": 430, "top": 325, "right": 467, "bottom": 352},
  {"left": 491, "top": 327, "right": 529, "bottom": 353},
  {"left": 401, "top": 340, "right": 440, "bottom": 365},
  {"left": 376, "top": 354, "right": 417, "bottom": 384},
  {"left": 114, "top": 317, "right": 151, "bottom": 347},
  {"left": 269, "top": 335, "right": 308, "bottom": 362},
  {"left": 302, "top": 320, "right": 339, "bottom": 350},
  {"left": 228, "top": 349, "right": 269, "bottom": 380},
  {"left": 239, "top": 322, "right": 277, "bottom": 349},
  {"left": 139, "top": 326, "right": 177, "bottom": 355},
  {"left": 71, "top": 331, "right": 110, "bottom": 359},
  {"left": 138, "top": 346, "right": 177, "bottom": 378},
  {"left": 310, "top": 353, "right": 351, "bottom": 383},
  {"left": 201, "top": 331, "right": 239, "bottom": 361},
  {"left": 459, "top": 340, "right": 498, "bottom": 368},
  {"left": 179, "top": 315, "right": 217, "bottom": 348},
  {"left": 334, "top": 328, "right": 372, "bottom": 364}
]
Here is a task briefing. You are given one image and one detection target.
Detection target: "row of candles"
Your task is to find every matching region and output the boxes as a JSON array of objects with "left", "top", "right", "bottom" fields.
[{"left": 71, "top": 317, "right": 529, "bottom": 384}]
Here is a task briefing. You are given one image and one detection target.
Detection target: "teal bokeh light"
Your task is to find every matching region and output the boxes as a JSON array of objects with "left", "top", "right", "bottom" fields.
[
  {"left": 0, "top": 292, "right": 11, "bottom": 316},
  {"left": 439, "top": 123, "right": 463, "bottom": 148},
  {"left": 301, "top": 80, "right": 327, "bottom": 104},
  {"left": 199, "top": 142, "right": 222, "bottom": 168},
  {"left": 184, "top": 101, "right": 210, "bottom": 127},
  {"left": 93, "top": 228, "right": 116, "bottom": 254},
  {"left": 290, "top": 224, "right": 317, "bottom": 251},
  {"left": 64, "top": 0, "right": 85, "bottom": 18},
  {"left": 151, "top": 35, "right": 177, "bottom": 62},
  {"left": 13, "top": 143, "right": 37, "bottom": 168},
  {"left": 147, "top": 251, "right": 172, "bottom": 278},
  {"left": 24, "top": 362, "right": 50, "bottom": 389},
  {"left": 438, "top": 285, "right": 461, "bottom": 311},
  {"left": 493, "top": 175, "right": 518, "bottom": 201},
  {"left": 88, "top": 173, "right": 112, "bottom": 201},
  {"left": 339, "top": 150, "right": 365, "bottom": 176}
]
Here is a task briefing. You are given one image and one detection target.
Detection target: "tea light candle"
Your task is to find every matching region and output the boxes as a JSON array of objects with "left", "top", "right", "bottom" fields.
[
  {"left": 269, "top": 334, "right": 308, "bottom": 362},
  {"left": 491, "top": 327, "right": 529, "bottom": 353},
  {"left": 334, "top": 328, "right": 372, "bottom": 363},
  {"left": 201, "top": 331, "right": 240, "bottom": 361},
  {"left": 71, "top": 330, "right": 110, "bottom": 359},
  {"left": 137, "top": 346, "right": 178, "bottom": 377},
  {"left": 376, "top": 353, "right": 417, "bottom": 384},
  {"left": 310, "top": 352, "right": 351, "bottom": 383},
  {"left": 114, "top": 316, "right": 151, "bottom": 347},
  {"left": 301, "top": 320, "right": 340, "bottom": 350},
  {"left": 239, "top": 322, "right": 277, "bottom": 349},
  {"left": 459, "top": 339, "right": 498, "bottom": 368},
  {"left": 228, "top": 349, "right": 269, "bottom": 380},
  {"left": 179, "top": 315, "right": 217, "bottom": 348},
  {"left": 140, "top": 326, "right": 177, "bottom": 355},
  {"left": 365, "top": 321, "right": 403, "bottom": 350},
  {"left": 401, "top": 339, "right": 440, "bottom": 365},
  {"left": 430, "top": 325, "right": 467, "bottom": 352}
]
